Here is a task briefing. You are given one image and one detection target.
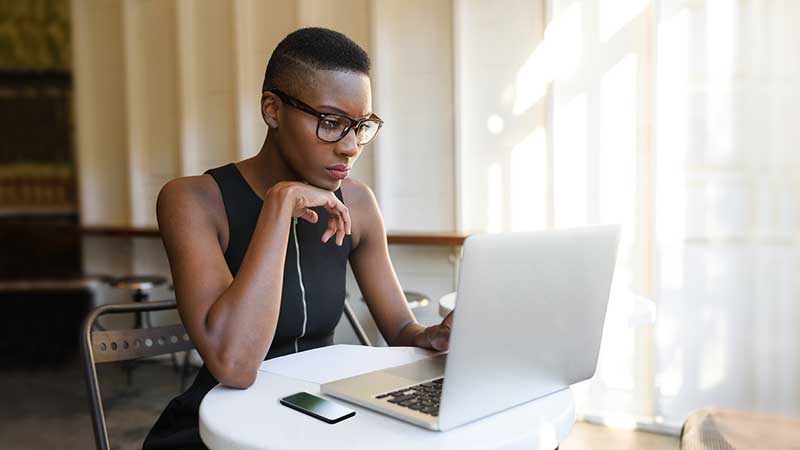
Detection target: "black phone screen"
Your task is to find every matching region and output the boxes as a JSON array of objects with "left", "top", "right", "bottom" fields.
[{"left": 279, "top": 392, "right": 356, "bottom": 424}]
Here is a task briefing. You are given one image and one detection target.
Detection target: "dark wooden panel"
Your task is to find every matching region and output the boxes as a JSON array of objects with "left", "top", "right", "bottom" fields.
[
  {"left": 0, "top": 287, "right": 91, "bottom": 367},
  {"left": 0, "top": 213, "right": 81, "bottom": 280},
  {"left": 81, "top": 226, "right": 469, "bottom": 247}
]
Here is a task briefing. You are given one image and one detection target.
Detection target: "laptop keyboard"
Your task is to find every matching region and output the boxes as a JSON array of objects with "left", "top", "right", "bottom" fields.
[{"left": 375, "top": 377, "right": 443, "bottom": 417}]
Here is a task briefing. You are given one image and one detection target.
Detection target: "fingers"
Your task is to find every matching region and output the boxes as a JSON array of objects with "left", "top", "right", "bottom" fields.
[
  {"left": 301, "top": 208, "right": 318, "bottom": 223},
  {"left": 328, "top": 193, "right": 351, "bottom": 236},
  {"left": 424, "top": 324, "right": 450, "bottom": 351},
  {"left": 442, "top": 310, "right": 454, "bottom": 328},
  {"left": 336, "top": 212, "right": 346, "bottom": 246},
  {"left": 433, "top": 312, "right": 455, "bottom": 350},
  {"left": 323, "top": 212, "right": 347, "bottom": 246},
  {"left": 320, "top": 192, "right": 351, "bottom": 246},
  {"left": 290, "top": 187, "right": 350, "bottom": 246},
  {"left": 321, "top": 215, "right": 336, "bottom": 243},
  {"left": 321, "top": 211, "right": 341, "bottom": 245},
  {"left": 430, "top": 327, "right": 451, "bottom": 351},
  {"left": 335, "top": 198, "right": 351, "bottom": 236}
]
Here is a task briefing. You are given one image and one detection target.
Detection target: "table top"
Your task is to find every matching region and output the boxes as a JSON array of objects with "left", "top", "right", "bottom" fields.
[
  {"left": 199, "top": 345, "right": 575, "bottom": 450},
  {"left": 439, "top": 291, "right": 457, "bottom": 317}
]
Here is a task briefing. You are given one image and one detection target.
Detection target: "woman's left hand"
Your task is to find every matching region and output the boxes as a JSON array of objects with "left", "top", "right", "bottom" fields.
[{"left": 416, "top": 310, "right": 454, "bottom": 351}]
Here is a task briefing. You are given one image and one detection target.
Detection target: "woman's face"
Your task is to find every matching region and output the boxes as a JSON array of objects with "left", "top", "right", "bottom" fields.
[{"left": 272, "top": 70, "right": 373, "bottom": 191}]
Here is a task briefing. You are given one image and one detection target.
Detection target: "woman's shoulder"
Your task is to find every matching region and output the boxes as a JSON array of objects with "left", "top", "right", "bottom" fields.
[
  {"left": 339, "top": 178, "right": 382, "bottom": 250},
  {"left": 158, "top": 174, "right": 224, "bottom": 212},
  {"left": 157, "top": 174, "right": 227, "bottom": 238},
  {"left": 339, "top": 178, "right": 375, "bottom": 208}
]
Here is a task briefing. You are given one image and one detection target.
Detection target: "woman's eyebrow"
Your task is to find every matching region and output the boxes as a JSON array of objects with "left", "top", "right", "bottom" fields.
[{"left": 319, "top": 104, "right": 372, "bottom": 120}]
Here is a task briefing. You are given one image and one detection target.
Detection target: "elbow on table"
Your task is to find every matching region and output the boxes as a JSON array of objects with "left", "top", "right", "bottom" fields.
[{"left": 207, "top": 358, "right": 258, "bottom": 389}]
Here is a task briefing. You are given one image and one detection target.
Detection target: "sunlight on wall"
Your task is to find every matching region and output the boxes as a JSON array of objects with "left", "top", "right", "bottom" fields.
[
  {"left": 455, "top": 0, "right": 546, "bottom": 233},
  {"left": 512, "top": 1, "right": 582, "bottom": 116},
  {"left": 546, "top": 2, "right": 584, "bottom": 83},
  {"left": 510, "top": 128, "right": 547, "bottom": 231},
  {"left": 599, "top": 53, "right": 637, "bottom": 226},
  {"left": 513, "top": 43, "right": 549, "bottom": 116},
  {"left": 554, "top": 93, "right": 587, "bottom": 228},
  {"left": 486, "top": 114, "right": 505, "bottom": 135},
  {"left": 599, "top": 53, "right": 638, "bottom": 307},
  {"left": 550, "top": 0, "right": 653, "bottom": 421},
  {"left": 599, "top": 0, "right": 649, "bottom": 42},
  {"left": 487, "top": 162, "right": 503, "bottom": 233}
]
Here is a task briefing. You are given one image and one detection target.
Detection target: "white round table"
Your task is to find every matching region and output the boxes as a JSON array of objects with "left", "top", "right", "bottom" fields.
[
  {"left": 199, "top": 345, "right": 575, "bottom": 450},
  {"left": 439, "top": 291, "right": 457, "bottom": 317}
]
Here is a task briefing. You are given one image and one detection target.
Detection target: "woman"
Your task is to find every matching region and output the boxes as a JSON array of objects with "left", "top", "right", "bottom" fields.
[{"left": 143, "top": 27, "right": 454, "bottom": 450}]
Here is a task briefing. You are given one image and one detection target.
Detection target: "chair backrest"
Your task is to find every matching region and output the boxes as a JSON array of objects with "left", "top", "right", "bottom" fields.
[
  {"left": 83, "top": 298, "right": 370, "bottom": 450},
  {"left": 343, "top": 298, "right": 373, "bottom": 347},
  {"left": 81, "top": 300, "right": 193, "bottom": 450}
]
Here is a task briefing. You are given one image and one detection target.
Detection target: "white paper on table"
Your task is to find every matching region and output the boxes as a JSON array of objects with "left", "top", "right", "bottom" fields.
[{"left": 258, "top": 344, "right": 443, "bottom": 384}]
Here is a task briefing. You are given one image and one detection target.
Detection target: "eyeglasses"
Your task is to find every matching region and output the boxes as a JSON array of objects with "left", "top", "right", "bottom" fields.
[{"left": 267, "top": 88, "right": 384, "bottom": 145}]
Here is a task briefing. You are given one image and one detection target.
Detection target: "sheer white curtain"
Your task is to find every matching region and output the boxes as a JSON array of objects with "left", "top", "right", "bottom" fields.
[
  {"left": 550, "top": 0, "right": 800, "bottom": 428},
  {"left": 455, "top": 0, "right": 657, "bottom": 424},
  {"left": 547, "top": 0, "right": 655, "bottom": 425},
  {"left": 654, "top": 0, "right": 800, "bottom": 426},
  {"left": 458, "top": 0, "right": 800, "bottom": 430}
]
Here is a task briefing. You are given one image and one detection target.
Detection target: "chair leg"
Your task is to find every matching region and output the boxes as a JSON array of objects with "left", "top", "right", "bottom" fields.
[
  {"left": 170, "top": 352, "right": 179, "bottom": 373},
  {"left": 343, "top": 299, "right": 373, "bottom": 347},
  {"left": 179, "top": 350, "right": 192, "bottom": 391}
]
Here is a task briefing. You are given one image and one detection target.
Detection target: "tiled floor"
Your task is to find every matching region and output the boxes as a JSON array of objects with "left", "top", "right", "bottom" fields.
[
  {"left": 0, "top": 356, "right": 679, "bottom": 450},
  {"left": 0, "top": 355, "right": 191, "bottom": 450}
]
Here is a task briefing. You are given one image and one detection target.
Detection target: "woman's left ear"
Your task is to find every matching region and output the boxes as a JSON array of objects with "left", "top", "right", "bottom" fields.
[{"left": 261, "top": 92, "right": 280, "bottom": 128}]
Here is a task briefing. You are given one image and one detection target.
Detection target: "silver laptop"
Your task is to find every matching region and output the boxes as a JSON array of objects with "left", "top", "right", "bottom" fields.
[{"left": 321, "top": 225, "right": 620, "bottom": 431}]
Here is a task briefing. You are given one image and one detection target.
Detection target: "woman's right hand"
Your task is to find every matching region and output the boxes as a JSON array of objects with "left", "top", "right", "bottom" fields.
[{"left": 267, "top": 181, "right": 352, "bottom": 246}]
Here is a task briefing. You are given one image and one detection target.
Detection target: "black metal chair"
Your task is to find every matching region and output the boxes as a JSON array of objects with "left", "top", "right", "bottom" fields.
[
  {"left": 82, "top": 297, "right": 373, "bottom": 449},
  {"left": 343, "top": 297, "right": 373, "bottom": 346},
  {"left": 350, "top": 291, "right": 430, "bottom": 346},
  {"left": 108, "top": 275, "right": 169, "bottom": 329},
  {"left": 81, "top": 299, "right": 193, "bottom": 450}
]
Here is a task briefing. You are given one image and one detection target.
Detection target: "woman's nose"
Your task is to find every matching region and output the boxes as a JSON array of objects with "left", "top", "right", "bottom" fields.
[{"left": 335, "top": 128, "right": 360, "bottom": 157}]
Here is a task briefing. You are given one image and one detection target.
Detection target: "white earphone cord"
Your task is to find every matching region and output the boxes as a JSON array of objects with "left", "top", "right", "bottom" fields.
[{"left": 292, "top": 217, "right": 308, "bottom": 353}]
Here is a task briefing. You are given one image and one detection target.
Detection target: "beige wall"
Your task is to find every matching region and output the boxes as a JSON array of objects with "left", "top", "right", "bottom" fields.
[
  {"left": 73, "top": 0, "right": 380, "bottom": 228},
  {"left": 372, "top": 0, "right": 455, "bottom": 232},
  {"left": 72, "top": 0, "right": 130, "bottom": 225},
  {"left": 455, "top": 0, "right": 547, "bottom": 233},
  {"left": 72, "top": 0, "right": 465, "bottom": 341}
]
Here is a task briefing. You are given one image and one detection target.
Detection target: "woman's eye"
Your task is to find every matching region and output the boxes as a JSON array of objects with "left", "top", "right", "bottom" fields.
[{"left": 321, "top": 118, "right": 341, "bottom": 130}]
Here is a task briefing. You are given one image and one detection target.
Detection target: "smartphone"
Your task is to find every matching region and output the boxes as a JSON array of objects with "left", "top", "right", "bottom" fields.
[{"left": 279, "top": 392, "right": 356, "bottom": 424}]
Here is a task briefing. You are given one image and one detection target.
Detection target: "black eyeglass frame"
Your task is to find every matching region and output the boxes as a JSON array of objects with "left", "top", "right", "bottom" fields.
[{"left": 267, "top": 88, "right": 384, "bottom": 145}]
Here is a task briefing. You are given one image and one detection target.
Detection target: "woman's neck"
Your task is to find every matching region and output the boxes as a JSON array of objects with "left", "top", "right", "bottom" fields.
[{"left": 237, "top": 135, "right": 300, "bottom": 197}]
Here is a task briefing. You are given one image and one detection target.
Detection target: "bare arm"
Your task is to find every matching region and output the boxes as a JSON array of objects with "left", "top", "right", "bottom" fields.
[
  {"left": 158, "top": 180, "right": 350, "bottom": 388},
  {"left": 346, "top": 180, "right": 452, "bottom": 350}
]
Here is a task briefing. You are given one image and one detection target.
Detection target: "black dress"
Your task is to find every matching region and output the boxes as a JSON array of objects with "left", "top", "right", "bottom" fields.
[{"left": 143, "top": 163, "right": 352, "bottom": 450}]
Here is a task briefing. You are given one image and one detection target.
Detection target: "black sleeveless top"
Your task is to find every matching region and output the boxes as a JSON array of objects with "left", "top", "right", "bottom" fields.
[{"left": 143, "top": 163, "right": 352, "bottom": 450}]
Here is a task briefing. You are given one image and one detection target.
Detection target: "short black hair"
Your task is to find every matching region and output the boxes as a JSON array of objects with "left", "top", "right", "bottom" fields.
[{"left": 262, "top": 27, "right": 370, "bottom": 93}]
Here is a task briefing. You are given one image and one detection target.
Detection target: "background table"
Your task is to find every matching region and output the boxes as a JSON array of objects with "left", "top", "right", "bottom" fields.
[
  {"left": 438, "top": 291, "right": 656, "bottom": 324},
  {"left": 200, "top": 344, "right": 575, "bottom": 450}
]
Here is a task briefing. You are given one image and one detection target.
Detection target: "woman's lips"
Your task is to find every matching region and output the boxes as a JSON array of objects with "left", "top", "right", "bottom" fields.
[{"left": 326, "top": 168, "right": 349, "bottom": 179}]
